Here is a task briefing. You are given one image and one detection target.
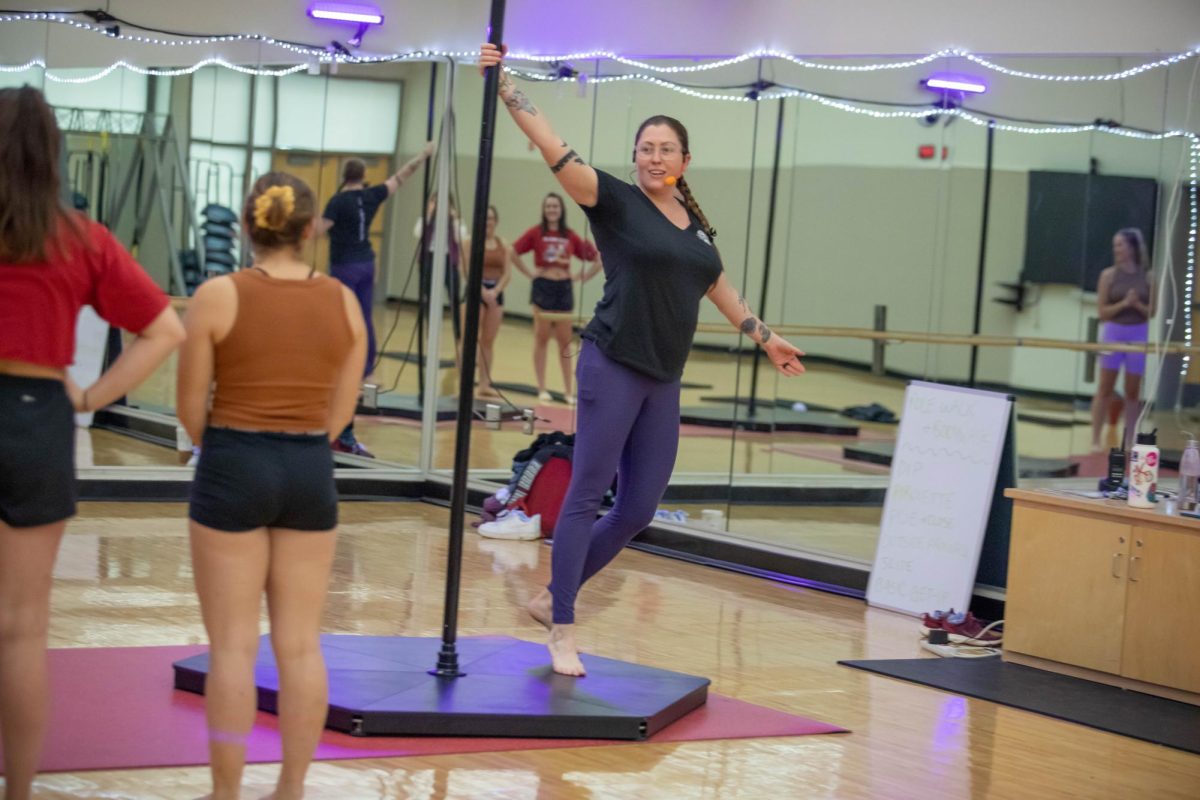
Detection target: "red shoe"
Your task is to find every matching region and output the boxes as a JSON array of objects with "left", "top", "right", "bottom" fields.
[
  {"left": 943, "top": 611, "right": 1003, "bottom": 645},
  {"left": 922, "top": 608, "right": 952, "bottom": 631}
]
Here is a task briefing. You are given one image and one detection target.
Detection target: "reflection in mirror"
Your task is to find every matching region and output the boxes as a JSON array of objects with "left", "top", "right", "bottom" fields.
[
  {"left": 714, "top": 56, "right": 964, "bottom": 563},
  {"left": 433, "top": 60, "right": 603, "bottom": 481}
]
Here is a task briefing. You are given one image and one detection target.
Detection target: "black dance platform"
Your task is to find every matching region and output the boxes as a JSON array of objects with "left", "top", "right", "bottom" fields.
[
  {"left": 680, "top": 403, "right": 859, "bottom": 435},
  {"left": 357, "top": 394, "right": 525, "bottom": 422},
  {"left": 842, "top": 441, "right": 1079, "bottom": 478},
  {"left": 173, "top": 634, "right": 709, "bottom": 740}
]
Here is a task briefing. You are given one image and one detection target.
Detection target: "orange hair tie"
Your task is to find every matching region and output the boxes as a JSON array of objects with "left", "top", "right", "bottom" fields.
[{"left": 253, "top": 185, "right": 295, "bottom": 231}]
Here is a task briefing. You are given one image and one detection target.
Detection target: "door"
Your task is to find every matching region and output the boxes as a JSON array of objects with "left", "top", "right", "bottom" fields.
[
  {"left": 1121, "top": 525, "right": 1200, "bottom": 693},
  {"left": 1005, "top": 504, "right": 1130, "bottom": 675}
]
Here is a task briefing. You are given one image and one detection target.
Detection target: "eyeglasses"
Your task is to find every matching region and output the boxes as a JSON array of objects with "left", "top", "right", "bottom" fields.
[{"left": 635, "top": 144, "right": 683, "bottom": 159}]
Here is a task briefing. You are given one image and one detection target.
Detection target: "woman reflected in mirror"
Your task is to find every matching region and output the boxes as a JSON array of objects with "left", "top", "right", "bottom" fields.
[{"left": 1090, "top": 227, "right": 1153, "bottom": 453}]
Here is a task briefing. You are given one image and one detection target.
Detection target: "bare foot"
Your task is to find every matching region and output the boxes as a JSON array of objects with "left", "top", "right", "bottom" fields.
[
  {"left": 527, "top": 587, "right": 552, "bottom": 631},
  {"left": 548, "top": 624, "right": 586, "bottom": 676}
]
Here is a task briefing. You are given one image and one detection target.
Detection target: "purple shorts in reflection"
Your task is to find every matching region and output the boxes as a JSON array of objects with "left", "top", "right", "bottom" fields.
[{"left": 1099, "top": 321, "right": 1149, "bottom": 375}]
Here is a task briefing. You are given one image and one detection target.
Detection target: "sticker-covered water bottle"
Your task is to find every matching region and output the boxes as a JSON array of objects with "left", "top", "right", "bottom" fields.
[{"left": 1128, "top": 430, "right": 1159, "bottom": 509}]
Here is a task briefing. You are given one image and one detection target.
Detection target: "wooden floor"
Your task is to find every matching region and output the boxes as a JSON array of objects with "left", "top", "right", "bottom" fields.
[{"left": 21, "top": 501, "right": 1200, "bottom": 799}]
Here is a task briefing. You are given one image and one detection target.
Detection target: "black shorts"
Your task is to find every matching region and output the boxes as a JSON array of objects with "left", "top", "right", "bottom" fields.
[
  {"left": 482, "top": 278, "right": 505, "bottom": 306},
  {"left": 189, "top": 427, "right": 338, "bottom": 532},
  {"left": 531, "top": 277, "right": 573, "bottom": 313},
  {"left": 0, "top": 375, "right": 75, "bottom": 527}
]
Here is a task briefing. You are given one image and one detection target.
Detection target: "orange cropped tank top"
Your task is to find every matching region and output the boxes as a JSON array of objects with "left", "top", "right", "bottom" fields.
[{"left": 208, "top": 269, "right": 353, "bottom": 432}]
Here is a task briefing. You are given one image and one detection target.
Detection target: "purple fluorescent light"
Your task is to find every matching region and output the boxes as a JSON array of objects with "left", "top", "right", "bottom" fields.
[
  {"left": 307, "top": 2, "right": 384, "bottom": 25},
  {"left": 924, "top": 74, "right": 987, "bottom": 94}
]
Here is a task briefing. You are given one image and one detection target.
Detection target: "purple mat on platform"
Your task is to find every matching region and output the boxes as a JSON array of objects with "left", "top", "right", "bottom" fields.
[{"left": 0, "top": 645, "right": 847, "bottom": 773}]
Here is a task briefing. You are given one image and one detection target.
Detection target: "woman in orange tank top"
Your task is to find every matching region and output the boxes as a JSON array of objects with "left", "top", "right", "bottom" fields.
[
  {"left": 461, "top": 204, "right": 520, "bottom": 397},
  {"left": 176, "top": 173, "right": 367, "bottom": 800}
]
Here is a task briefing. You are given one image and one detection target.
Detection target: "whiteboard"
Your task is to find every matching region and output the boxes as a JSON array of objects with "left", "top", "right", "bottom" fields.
[{"left": 866, "top": 381, "right": 1013, "bottom": 616}]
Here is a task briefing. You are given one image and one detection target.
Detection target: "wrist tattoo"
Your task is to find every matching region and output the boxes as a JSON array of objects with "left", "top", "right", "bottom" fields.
[
  {"left": 739, "top": 317, "right": 756, "bottom": 336},
  {"left": 758, "top": 322, "right": 773, "bottom": 343},
  {"left": 498, "top": 71, "right": 513, "bottom": 93},
  {"left": 551, "top": 148, "right": 585, "bottom": 173},
  {"left": 504, "top": 89, "right": 538, "bottom": 116}
]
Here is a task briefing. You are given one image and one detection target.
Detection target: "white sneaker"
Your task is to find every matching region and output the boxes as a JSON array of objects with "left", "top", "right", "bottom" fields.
[
  {"left": 478, "top": 509, "right": 542, "bottom": 540},
  {"left": 537, "top": 390, "right": 553, "bottom": 403}
]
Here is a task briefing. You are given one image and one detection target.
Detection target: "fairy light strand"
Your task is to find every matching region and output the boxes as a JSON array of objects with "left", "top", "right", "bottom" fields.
[{"left": 0, "top": 12, "right": 1196, "bottom": 79}]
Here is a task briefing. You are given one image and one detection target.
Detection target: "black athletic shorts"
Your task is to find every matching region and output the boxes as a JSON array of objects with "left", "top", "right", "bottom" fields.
[
  {"left": 482, "top": 278, "right": 505, "bottom": 306},
  {"left": 531, "top": 277, "right": 573, "bottom": 313},
  {"left": 0, "top": 375, "right": 76, "bottom": 527},
  {"left": 189, "top": 427, "right": 338, "bottom": 532}
]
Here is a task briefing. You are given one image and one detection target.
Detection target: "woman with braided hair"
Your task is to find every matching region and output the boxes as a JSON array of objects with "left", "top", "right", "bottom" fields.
[
  {"left": 177, "top": 172, "right": 367, "bottom": 799},
  {"left": 479, "top": 44, "right": 805, "bottom": 676}
]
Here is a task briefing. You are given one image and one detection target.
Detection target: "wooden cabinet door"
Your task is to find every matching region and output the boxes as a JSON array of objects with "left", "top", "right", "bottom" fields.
[
  {"left": 1005, "top": 505, "right": 1130, "bottom": 674},
  {"left": 1121, "top": 526, "right": 1200, "bottom": 693}
]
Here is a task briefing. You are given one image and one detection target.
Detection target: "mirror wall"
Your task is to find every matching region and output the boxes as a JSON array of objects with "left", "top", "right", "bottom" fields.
[{"left": 15, "top": 46, "right": 1194, "bottom": 570}]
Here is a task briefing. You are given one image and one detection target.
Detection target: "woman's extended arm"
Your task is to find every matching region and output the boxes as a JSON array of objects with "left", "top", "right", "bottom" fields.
[
  {"left": 385, "top": 142, "right": 435, "bottom": 196},
  {"left": 706, "top": 272, "right": 805, "bottom": 377},
  {"left": 480, "top": 43, "right": 598, "bottom": 208}
]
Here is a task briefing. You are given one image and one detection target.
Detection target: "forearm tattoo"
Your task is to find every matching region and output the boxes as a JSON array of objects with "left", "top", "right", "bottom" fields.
[
  {"left": 739, "top": 315, "right": 772, "bottom": 344},
  {"left": 503, "top": 89, "right": 538, "bottom": 116},
  {"left": 550, "top": 148, "right": 585, "bottom": 173},
  {"left": 498, "top": 71, "right": 514, "bottom": 94}
]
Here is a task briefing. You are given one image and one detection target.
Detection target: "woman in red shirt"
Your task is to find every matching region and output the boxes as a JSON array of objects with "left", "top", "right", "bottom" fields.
[
  {"left": 0, "top": 86, "right": 184, "bottom": 799},
  {"left": 512, "top": 192, "right": 600, "bottom": 404}
]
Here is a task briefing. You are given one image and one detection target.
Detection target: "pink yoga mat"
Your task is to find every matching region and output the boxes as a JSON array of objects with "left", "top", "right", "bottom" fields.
[{"left": 2, "top": 645, "right": 846, "bottom": 773}]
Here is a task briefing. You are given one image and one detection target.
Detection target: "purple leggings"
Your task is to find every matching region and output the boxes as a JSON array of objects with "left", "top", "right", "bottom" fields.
[
  {"left": 548, "top": 340, "right": 681, "bottom": 624},
  {"left": 1100, "top": 321, "right": 1148, "bottom": 376},
  {"left": 331, "top": 259, "right": 376, "bottom": 375}
]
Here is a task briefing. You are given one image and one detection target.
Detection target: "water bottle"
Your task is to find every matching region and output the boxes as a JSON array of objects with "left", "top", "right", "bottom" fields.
[
  {"left": 1179, "top": 439, "right": 1200, "bottom": 511},
  {"left": 1128, "top": 430, "right": 1160, "bottom": 509}
]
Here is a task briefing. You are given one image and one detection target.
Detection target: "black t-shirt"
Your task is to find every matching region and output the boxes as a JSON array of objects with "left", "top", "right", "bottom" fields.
[
  {"left": 580, "top": 169, "right": 723, "bottom": 382},
  {"left": 323, "top": 184, "right": 389, "bottom": 265}
]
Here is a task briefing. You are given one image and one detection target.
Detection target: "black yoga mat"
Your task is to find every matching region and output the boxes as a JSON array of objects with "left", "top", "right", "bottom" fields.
[{"left": 839, "top": 657, "right": 1200, "bottom": 754}]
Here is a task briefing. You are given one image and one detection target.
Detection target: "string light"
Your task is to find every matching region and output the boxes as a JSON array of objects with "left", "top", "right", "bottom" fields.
[
  {"left": 0, "top": 57, "right": 309, "bottom": 81},
  {"left": 0, "top": 12, "right": 475, "bottom": 63},
  {"left": 0, "top": 12, "right": 1195, "bottom": 80}
]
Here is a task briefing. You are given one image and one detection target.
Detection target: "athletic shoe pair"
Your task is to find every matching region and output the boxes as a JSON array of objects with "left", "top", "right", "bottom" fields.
[
  {"left": 478, "top": 509, "right": 542, "bottom": 541},
  {"left": 922, "top": 609, "right": 1003, "bottom": 645},
  {"left": 654, "top": 509, "right": 690, "bottom": 523},
  {"left": 536, "top": 390, "right": 575, "bottom": 406},
  {"left": 331, "top": 439, "right": 375, "bottom": 458}
]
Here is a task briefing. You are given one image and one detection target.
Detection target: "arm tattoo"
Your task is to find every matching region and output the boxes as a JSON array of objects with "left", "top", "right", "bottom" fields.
[
  {"left": 498, "top": 71, "right": 514, "bottom": 93},
  {"left": 757, "top": 322, "right": 773, "bottom": 343},
  {"left": 503, "top": 89, "right": 538, "bottom": 116},
  {"left": 550, "top": 148, "right": 585, "bottom": 173},
  {"left": 739, "top": 317, "right": 756, "bottom": 336}
]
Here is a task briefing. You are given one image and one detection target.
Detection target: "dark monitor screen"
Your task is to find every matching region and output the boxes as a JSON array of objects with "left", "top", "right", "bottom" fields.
[{"left": 1022, "top": 170, "right": 1158, "bottom": 291}]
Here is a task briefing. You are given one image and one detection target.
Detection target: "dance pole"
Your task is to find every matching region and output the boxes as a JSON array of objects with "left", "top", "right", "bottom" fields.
[
  {"left": 415, "top": 61, "right": 438, "bottom": 402},
  {"left": 747, "top": 99, "right": 786, "bottom": 417},
  {"left": 968, "top": 120, "right": 996, "bottom": 388},
  {"left": 432, "top": 0, "right": 507, "bottom": 678}
]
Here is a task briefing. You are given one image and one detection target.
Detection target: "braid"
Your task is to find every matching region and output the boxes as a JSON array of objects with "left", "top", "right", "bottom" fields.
[{"left": 676, "top": 176, "right": 715, "bottom": 239}]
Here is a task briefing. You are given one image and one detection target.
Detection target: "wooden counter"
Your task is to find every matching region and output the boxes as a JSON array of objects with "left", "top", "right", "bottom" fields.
[{"left": 1003, "top": 488, "right": 1200, "bottom": 705}]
